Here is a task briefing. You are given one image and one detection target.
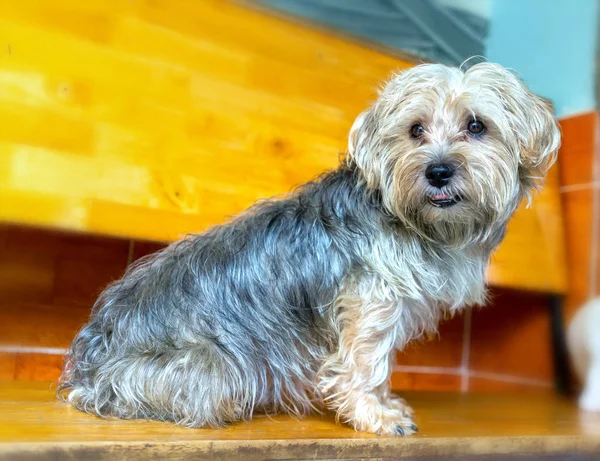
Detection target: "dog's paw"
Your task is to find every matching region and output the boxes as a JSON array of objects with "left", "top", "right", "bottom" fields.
[
  {"left": 392, "top": 421, "right": 419, "bottom": 436},
  {"left": 374, "top": 407, "right": 418, "bottom": 436},
  {"left": 349, "top": 399, "right": 418, "bottom": 436}
]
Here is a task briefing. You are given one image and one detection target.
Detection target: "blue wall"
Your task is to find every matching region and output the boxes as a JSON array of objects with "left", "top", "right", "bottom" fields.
[{"left": 486, "top": 0, "right": 599, "bottom": 118}]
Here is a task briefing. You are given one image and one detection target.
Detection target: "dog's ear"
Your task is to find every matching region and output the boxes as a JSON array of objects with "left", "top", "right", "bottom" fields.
[
  {"left": 348, "top": 107, "right": 380, "bottom": 188},
  {"left": 497, "top": 69, "right": 562, "bottom": 192},
  {"left": 515, "top": 97, "right": 561, "bottom": 192},
  {"left": 469, "top": 63, "right": 561, "bottom": 193}
]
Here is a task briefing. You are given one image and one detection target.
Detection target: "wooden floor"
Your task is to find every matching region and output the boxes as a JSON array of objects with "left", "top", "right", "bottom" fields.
[{"left": 1, "top": 382, "right": 599, "bottom": 460}]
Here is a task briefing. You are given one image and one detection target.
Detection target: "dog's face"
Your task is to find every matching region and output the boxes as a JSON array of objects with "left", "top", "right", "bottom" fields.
[{"left": 349, "top": 63, "right": 561, "bottom": 247}]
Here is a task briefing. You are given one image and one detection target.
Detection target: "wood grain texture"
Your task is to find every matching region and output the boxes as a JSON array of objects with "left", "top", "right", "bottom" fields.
[
  {"left": 0, "top": 382, "right": 599, "bottom": 460},
  {"left": 0, "top": 0, "right": 567, "bottom": 294},
  {"left": 0, "top": 0, "right": 409, "bottom": 242}
]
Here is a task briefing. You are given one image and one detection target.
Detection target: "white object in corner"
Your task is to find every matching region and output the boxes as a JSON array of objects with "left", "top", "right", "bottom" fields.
[{"left": 568, "top": 298, "right": 600, "bottom": 411}]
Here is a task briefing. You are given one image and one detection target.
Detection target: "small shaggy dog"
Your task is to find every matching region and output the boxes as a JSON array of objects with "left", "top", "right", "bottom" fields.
[{"left": 59, "top": 62, "right": 561, "bottom": 435}]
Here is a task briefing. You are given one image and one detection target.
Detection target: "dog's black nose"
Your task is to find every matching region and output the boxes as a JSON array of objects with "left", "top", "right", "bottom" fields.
[{"left": 425, "top": 163, "right": 454, "bottom": 188}]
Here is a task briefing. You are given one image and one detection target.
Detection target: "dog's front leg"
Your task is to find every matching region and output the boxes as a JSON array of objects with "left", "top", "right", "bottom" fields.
[{"left": 319, "top": 287, "right": 417, "bottom": 436}]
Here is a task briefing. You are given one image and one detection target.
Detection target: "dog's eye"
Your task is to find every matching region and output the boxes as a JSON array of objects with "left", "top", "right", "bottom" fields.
[
  {"left": 410, "top": 124, "right": 424, "bottom": 139},
  {"left": 467, "top": 119, "right": 485, "bottom": 135}
]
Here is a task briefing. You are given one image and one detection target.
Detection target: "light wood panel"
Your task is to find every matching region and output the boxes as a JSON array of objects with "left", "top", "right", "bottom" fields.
[
  {"left": 0, "top": 382, "right": 599, "bottom": 460},
  {"left": 0, "top": 226, "right": 559, "bottom": 390},
  {"left": 0, "top": 0, "right": 566, "bottom": 293},
  {"left": 0, "top": 0, "right": 407, "bottom": 242}
]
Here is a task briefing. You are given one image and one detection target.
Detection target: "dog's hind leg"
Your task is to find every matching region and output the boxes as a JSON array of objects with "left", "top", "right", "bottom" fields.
[{"left": 60, "top": 333, "right": 253, "bottom": 427}]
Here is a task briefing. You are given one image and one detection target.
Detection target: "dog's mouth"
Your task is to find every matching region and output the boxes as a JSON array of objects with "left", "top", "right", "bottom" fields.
[{"left": 428, "top": 192, "right": 462, "bottom": 208}]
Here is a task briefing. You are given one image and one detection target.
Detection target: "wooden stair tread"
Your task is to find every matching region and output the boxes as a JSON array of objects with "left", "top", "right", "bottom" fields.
[{"left": 1, "top": 382, "right": 599, "bottom": 460}]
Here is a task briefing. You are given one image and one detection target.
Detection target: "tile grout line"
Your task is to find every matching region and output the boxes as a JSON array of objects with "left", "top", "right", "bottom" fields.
[
  {"left": 560, "top": 181, "right": 599, "bottom": 193},
  {"left": 467, "top": 370, "right": 553, "bottom": 387},
  {"left": 127, "top": 240, "right": 136, "bottom": 266},
  {"left": 392, "top": 365, "right": 552, "bottom": 387},
  {"left": 0, "top": 346, "right": 68, "bottom": 355},
  {"left": 459, "top": 307, "right": 472, "bottom": 393},
  {"left": 392, "top": 365, "right": 462, "bottom": 375}
]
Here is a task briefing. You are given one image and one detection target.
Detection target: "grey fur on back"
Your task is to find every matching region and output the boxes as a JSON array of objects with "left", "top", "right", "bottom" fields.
[{"left": 59, "top": 163, "right": 398, "bottom": 425}]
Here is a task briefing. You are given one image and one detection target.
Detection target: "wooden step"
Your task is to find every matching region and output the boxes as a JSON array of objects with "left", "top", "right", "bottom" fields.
[{"left": 1, "top": 382, "right": 598, "bottom": 460}]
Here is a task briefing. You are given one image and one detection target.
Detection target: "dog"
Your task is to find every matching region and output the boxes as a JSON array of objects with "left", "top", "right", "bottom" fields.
[{"left": 58, "top": 62, "right": 561, "bottom": 435}]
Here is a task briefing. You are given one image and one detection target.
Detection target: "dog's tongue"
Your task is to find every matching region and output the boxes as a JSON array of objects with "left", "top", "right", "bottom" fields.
[{"left": 433, "top": 192, "right": 451, "bottom": 200}]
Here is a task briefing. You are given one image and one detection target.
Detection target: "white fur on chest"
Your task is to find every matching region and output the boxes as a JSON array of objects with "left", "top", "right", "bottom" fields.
[
  {"left": 363, "top": 231, "right": 489, "bottom": 311},
  {"left": 332, "top": 232, "right": 489, "bottom": 353}
]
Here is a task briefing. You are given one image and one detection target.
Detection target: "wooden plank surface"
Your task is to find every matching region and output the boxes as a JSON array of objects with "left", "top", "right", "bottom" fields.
[
  {"left": 0, "top": 0, "right": 566, "bottom": 293},
  {"left": 0, "top": 0, "right": 407, "bottom": 242},
  {"left": 0, "top": 382, "right": 599, "bottom": 460}
]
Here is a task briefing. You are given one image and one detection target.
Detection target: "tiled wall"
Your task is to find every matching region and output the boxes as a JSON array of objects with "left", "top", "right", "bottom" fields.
[
  {"left": 0, "top": 223, "right": 553, "bottom": 392},
  {"left": 0, "top": 113, "right": 595, "bottom": 390},
  {"left": 0, "top": 225, "right": 164, "bottom": 381},
  {"left": 393, "top": 288, "right": 554, "bottom": 392},
  {"left": 559, "top": 112, "right": 599, "bottom": 322}
]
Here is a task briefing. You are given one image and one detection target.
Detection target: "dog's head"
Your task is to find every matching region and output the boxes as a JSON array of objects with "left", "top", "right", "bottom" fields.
[{"left": 348, "top": 63, "right": 561, "bottom": 247}]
